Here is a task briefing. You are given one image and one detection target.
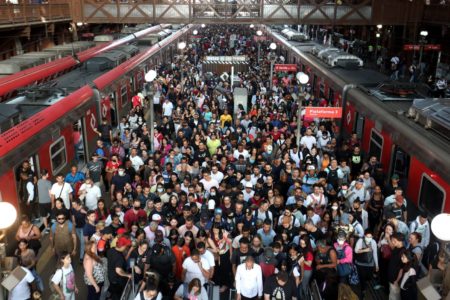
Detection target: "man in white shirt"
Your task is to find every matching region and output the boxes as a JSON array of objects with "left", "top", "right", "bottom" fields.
[
  {"left": 129, "top": 148, "right": 144, "bottom": 172},
  {"left": 299, "top": 128, "right": 316, "bottom": 150},
  {"left": 182, "top": 249, "right": 211, "bottom": 286},
  {"left": 235, "top": 256, "right": 263, "bottom": 300},
  {"left": 243, "top": 182, "right": 255, "bottom": 203},
  {"left": 78, "top": 178, "right": 101, "bottom": 210},
  {"left": 199, "top": 170, "right": 219, "bottom": 194},
  {"left": 9, "top": 266, "right": 35, "bottom": 300},
  {"left": 197, "top": 242, "right": 216, "bottom": 279},
  {"left": 233, "top": 143, "right": 250, "bottom": 160},
  {"left": 50, "top": 173, "right": 73, "bottom": 209},
  {"left": 210, "top": 165, "right": 224, "bottom": 183},
  {"left": 162, "top": 98, "right": 174, "bottom": 117}
]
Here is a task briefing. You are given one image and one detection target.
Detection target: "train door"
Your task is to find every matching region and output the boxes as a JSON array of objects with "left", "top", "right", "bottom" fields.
[
  {"left": 390, "top": 145, "right": 410, "bottom": 188},
  {"left": 14, "top": 154, "right": 40, "bottom": 215},
  {"left": 73, "top": 119, "right": 89, "bottom": 165}
]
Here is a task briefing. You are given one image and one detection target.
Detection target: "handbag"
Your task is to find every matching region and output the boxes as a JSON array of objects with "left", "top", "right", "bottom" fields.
[
  {"left": 348, "top": 264, "right": 360, "bottom": 285},
  {"left": 27, "top": 226, "right": 42, "bottom": 254},
  {"left": 337, "top": 263, "right": 352, "bottom": 277}
]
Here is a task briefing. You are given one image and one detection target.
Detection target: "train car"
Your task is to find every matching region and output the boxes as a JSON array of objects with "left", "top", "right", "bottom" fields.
[
  {"left": 0, "top": 25, "right": 192, "bottom": 212},
  {"left": 266, "top": 26, "right": 450, "bottom": 217},
  {"left": 0, "top": 24, "right": 171, "bottom": 103}
]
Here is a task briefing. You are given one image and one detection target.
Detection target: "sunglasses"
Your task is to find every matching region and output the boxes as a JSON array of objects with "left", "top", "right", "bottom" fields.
[{"left": 57, "top": 217, "right": 65, "bottom": 221}]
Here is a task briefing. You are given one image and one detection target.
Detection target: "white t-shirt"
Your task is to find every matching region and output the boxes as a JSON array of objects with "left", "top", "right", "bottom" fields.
[
  {"left": 79, "top": 184, "right": 101, "bottom": 210},
  {"left": 9, "top": 267, "right": 34, "bottom": 300},
  {"left": 50, "top": 182, "right": 73, "bottom": 208},
  {"left": 233, "top": 149, "right": 249, "bottom": 160},
  {"left": 210, "top": 171, "right": 224, "bottom": 184},
  {"left": 201, "top": 249, "right": 216, "bottom": 268},
  {"left": 199, "top": 178, "right": 219, "bottom": 194},
  {"left": 300, "top": 135, "right": 317, "bottom": 150},
  {"left": 162, "top": 101, "right": 174, "bottom": 116},
  {"left": 51, "top": 265, "right": 76, "bottom": 300},
  {"left": 182, "top": 257, "right": 210, "bottom": 285},
  {"left": 130, "top": 155, "right": 144, "bottom": 172}
]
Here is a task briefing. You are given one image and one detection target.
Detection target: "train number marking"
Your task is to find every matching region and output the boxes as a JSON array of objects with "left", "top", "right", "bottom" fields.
[
  {"left": 90, "top": 113, "right": 97, "bottom": 131},
  {"left": 101, "top": 102, "right": 108, "bottom": 118}
]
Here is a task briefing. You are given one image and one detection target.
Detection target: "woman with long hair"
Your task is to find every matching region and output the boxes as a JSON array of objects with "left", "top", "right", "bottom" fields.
[
  {"left": 399, "top": 250, "right": 418, "bottom": 300},
  {"left": 51, "top": 251, "right": 78, "bottom": 300},
  {"left": 207, "top": 223, "right": 232, "bottom": 292},
  {"left": 83, "top": 241, "right": 105, "bottom": 300},
  {"left": 183, "top": 231, "right": 196, "bottom": 252},
  {"left": 95, "top": 200, "right": 109, "bottom": 222}
]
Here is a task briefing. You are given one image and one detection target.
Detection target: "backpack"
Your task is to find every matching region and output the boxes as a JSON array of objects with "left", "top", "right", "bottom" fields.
[
  {"left": 422, "top": 241, "right": 440, "bottom": 269},
  {"left": 260, "top": 259, "right": 276, "bottom": 280},
  {"left": 254, "top": 209, "right": 270, "bottom": 222},
  {"left": 327, "top": 167, "right": 339, "bottom": 189}
]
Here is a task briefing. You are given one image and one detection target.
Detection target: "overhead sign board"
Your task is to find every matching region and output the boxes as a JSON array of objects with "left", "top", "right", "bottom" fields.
[
  {"left": 274, "top": 64, "right": 297, "bottom": 72},
  {"left": 403, "top": 44, "right": 441, "bottom": 51},
  {"left": 305, "top": 107, "right": 342, "bottom": 119}
]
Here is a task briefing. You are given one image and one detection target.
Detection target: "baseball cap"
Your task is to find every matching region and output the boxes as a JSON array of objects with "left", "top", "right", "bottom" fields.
[
  {"left": 391, "top": 174, "right": 400, "bottom": 180},
  {"left": 214, "top": 208, "right": 222, "bottom": 215},
  {"left": 117, "top": 228, "right": 127, "bottom": 235},
  {"left": 116, "top": 237, "right": 132, "bottom": 248},
  {"left": 201, "top": 212, "right": 209, "bottom": 222},
  {"left": 356, "top": 178, "right": 364, "bottom": 183},
  {"left": 307, "top": 165, "right": 315, "bottom": 171},
  {"left": 152, "top": 214, "right": 162, "bottom": 222},
  {"left": 245, "top": 182, "right": 253, "bottom": 189}
]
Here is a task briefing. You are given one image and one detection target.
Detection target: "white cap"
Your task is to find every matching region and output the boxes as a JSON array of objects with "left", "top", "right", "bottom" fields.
[
  {"left": 152, "top": 214, "right": 162, "bottom": 221},
  {"left": 208, "top": 199, "right": 216, "bottom": 210},
  {"left": 307, "top": 165, "right": 316, "bottom": 171},
  {"left": 245, "top": 182, "right": 253, "bottom": 189}
]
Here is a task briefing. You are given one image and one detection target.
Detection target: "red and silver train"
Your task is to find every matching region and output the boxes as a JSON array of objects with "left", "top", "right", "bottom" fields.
[
  {"left": 266, "top": 26, "right": 450, "bottom": 217},
  {"left": 0, "top": 25, "right": 192, "bottom": 210},
  {"left": 0, "top": 24, "right": 172, "bottom": 102}
]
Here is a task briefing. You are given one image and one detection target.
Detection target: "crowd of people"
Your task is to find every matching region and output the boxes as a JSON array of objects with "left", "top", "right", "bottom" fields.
[{"left": 11, "top": 25, "right": 448, "bottom": 300}]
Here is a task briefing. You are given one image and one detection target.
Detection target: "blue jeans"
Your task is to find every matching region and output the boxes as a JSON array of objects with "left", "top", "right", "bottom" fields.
[{"left": 76, "top": 227, "right": 85, "bottom": 260}]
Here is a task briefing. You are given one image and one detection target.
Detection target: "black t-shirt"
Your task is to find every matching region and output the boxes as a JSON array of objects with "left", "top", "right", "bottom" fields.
[
  {"left": 107, "top": 248, "right": 127, "bottom": 285},
  {"left": 111, "top": 174, "right": 131, "bottom": 192},
  {"left": 71, "top": 208, "right": 86, "bottom": 228},
  {"left": 129, "top": 248, "right": 148, "bottom": 271},
  {"left": 98, "top": 124, "right": 112, "bottom": 142},
  {"left": 263, "top": 275, "right": 297, "bottom": 300},
  {"left": 147, "top": 250, "right": 175, "bottom": 278},
  {"left": 388, "top": 247, "right": 406, "bottom": 283},
  {"left": 231, "top": 248, "right": 255, "bottom": 266}
]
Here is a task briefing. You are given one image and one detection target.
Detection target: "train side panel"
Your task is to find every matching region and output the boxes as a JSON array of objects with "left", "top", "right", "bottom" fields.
[
  {"left": 408, "top": 156, "right": 450, "bottom": 215},
  {"left": 0, "top": 171, "right": 19, "bottom": 207}
]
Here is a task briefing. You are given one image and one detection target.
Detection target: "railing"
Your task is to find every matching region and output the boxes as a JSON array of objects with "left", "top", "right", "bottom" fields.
[{"left": 0, "top": 3, "right": 71, "bottom": 25}]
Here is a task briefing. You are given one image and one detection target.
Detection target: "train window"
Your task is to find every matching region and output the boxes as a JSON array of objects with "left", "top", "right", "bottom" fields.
[
  {"left": 49, "top": 137, "right": 67, "bottom": 174},
  {"left": 369, "top": 129, "right": 383, "bottom": 161},
  {"left": 120, "top": 86, "right": 128, "bottom": 107},
  {"left": 419, "top": 174, "right": 445, "bottom": 216}
]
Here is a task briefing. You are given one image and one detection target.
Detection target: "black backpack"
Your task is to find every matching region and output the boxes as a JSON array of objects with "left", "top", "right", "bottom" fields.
[{"left": 327, "top": 167, "right": 339, "bottom": 189}]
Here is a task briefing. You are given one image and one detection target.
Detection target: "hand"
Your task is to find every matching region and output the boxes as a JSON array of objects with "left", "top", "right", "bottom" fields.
[
  {"left": 75, "top": 287, "right": 79, "bottom": 294},
  {"left": 236, "top": 294, "right": 241, "bottom": 300},
  {"left": 60, "top": 295, "right": 64, "bottom": 300},
  {"left": 375, "top": 267, "right": 379, "bottom": 272},
  {"left": 94, "top": 285, "right": 100, "bottom": 293},
  {"left": 71, "top": 250, "right": 76, "bottom": 257}
]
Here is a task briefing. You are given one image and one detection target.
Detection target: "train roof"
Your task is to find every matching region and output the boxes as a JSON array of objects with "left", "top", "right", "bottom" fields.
[{"left": 267, "top": 27, "right": 450, "bottom": 182}]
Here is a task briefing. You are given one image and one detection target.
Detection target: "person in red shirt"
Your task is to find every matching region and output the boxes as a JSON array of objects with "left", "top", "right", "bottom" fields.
[
  {"left": 172, "top": 237, "right": 191, "bottom": 280},
  {"left": 124, "top": 199, "right": 147, "bottom": 230}
]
